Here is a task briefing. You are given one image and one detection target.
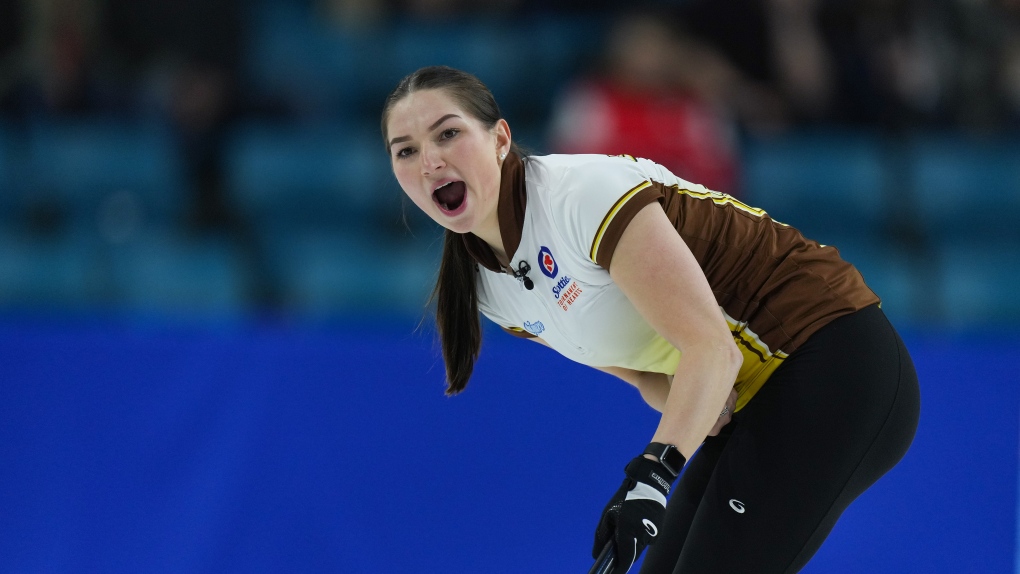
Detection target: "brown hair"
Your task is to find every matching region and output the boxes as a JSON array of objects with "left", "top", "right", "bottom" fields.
[{"left": 381, "top": 66, "right": 521, "bottom": 395}]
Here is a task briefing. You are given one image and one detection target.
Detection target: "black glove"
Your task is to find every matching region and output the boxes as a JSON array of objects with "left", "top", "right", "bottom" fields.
[{"left": 592, "top": 454, "right": 683, "bottom": 574}]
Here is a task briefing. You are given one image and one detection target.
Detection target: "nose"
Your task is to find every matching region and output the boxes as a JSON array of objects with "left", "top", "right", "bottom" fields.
[{"left": 419, "top": 144, "right": 444, "bottom": 175}]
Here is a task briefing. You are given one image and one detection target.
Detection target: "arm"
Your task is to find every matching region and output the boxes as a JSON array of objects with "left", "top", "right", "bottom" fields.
[{"left": 607, "top": 203, "right": 743, "bottom": 461}]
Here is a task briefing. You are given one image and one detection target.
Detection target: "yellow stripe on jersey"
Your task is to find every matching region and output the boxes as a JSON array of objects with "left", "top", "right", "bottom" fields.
[
  {"left": 590, "top": 180, "right": 653, "bottom": 262},
  {"left": 720, "top": 309, "right": 789, "bottom": 411},
  {"left": 668, "top": 185, "right": 782, "bottom": 223},
  {"left": 609, "top": 154, "right": 637, "bottom": 162},
  {"left": 620, "top": 309, "right": 788, "bottom": 413}
]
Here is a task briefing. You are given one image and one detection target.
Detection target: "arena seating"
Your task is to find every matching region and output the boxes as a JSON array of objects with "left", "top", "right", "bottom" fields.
[{"left": 0, "top": 8, "right": 1016, "bottom": 327}]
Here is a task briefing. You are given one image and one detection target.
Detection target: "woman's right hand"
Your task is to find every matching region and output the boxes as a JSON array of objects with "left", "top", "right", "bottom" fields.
[{"left": 592, "top": 454, "right": 679, "bottom": 573}]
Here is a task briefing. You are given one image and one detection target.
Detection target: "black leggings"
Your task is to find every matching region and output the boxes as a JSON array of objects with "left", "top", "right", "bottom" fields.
[{"left": 640, "top": 304, "right": 920, "bottom": 574}]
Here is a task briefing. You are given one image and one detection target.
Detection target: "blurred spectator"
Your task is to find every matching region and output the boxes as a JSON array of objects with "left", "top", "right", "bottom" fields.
[
  {"left": 1003, "top": 4, "right": 1020, "bottom": 127},
  {"left": 1006, "top": 50, "right": 1020, "bottom": 123},
  {"left": 677, "top": 0, "right": 1020, "bottom": 131},
  {"left": 547, "top": 12, "right": 745, "bottom": 194},
  {"left": 0, "top": 0, "right": 124, "bottom": 118},
  {"left": 675, "top": 0, "right": 836, "bottom": 126},
  {"left": 104, "top": 0, "right": 244, "bottom": 228},
  {"left": 818, "top": 0, "right": 1020, "bottom": 131},
  {"left": 766, "top": 0, "right": 836, "bottom": 121},
  {"left": 819, "top": 0, "right": 962, "bottom": 128}
]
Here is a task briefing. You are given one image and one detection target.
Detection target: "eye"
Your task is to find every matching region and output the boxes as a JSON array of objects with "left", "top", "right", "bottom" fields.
[
  {"left": 394, "top": 146, "right": 415, "bottom": 159},
  {"left": 439, "top": 128, "right": 460, "bottom": 140}
]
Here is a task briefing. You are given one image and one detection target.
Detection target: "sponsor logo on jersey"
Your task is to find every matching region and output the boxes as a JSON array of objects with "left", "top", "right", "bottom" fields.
[
  {"left": 729, "top": 499, "right": 746, "bottom": 513},
  {"left": 538, "top": 246, "right": 558, "bottom": 278},
  {"left": 552, "top": 275, "right": 583, "bottom": 311},
  {"left": 523, "top": 320, "right": 545, "bottom": 335},
  {"left": 552, "top": 276, "right": 571, "bottom": 298}
]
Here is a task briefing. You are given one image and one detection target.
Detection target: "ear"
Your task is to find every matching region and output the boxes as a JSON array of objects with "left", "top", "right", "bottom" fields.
[{"left": 493, "top": 118, "right": 512, "bottom": 157}]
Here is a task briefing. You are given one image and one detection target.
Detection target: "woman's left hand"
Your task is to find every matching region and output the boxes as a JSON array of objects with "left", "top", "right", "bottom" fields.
[{"left": 707, "top": 388, "right": 737, "bottom": 436}]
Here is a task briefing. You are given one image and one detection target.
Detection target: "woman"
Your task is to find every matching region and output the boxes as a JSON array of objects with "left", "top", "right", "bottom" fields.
[{"left": 381, "top": 66, "right": 919, "bottom": 574}]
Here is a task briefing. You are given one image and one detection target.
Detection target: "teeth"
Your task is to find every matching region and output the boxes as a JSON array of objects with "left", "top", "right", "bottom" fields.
[{"left": 436, "top": 181, "right": 453, "bottom": 191}]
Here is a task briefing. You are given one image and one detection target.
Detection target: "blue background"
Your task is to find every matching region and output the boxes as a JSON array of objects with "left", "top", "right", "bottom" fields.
[{"left": 1, "top": 316, "right": 1016, "bottom": 573}]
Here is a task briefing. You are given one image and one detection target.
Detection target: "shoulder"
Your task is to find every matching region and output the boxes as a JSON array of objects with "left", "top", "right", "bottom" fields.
[
  {"left": 525, "top": 153, "right": 653, "bottom": 191},
  {"left": 522, "top": 154, "right": 673, "bottom": 267},
  {"left": 524, "top": 153, "right": 664, "bottom": 217}
]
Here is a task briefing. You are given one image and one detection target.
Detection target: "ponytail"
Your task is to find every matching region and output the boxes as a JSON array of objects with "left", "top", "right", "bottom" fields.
[
  {"left": 432, "top": 229, "right": 481, "bottom": 395},
  {"left": 382, "top": 65, "right": 520, "bottom": 395}
]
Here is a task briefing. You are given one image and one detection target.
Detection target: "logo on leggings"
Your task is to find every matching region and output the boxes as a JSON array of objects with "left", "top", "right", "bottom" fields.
[{"left": 729, "top": 499, "right": 745, "bottom": 513}]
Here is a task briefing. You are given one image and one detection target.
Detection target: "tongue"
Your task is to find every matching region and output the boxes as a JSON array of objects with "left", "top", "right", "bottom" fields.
[{"left": 435, "top": 181, "right": 466, "bottom": 210}]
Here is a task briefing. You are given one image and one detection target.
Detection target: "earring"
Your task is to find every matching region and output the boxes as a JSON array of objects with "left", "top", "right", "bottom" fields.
[{"left": 499, "top": 152, "right": 507, "bottom": 160}]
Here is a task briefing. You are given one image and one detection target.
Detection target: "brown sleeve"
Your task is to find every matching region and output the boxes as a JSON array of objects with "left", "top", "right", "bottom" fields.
[
  {"left": 592, "top": 185, "right": 665, "bottom": 270},
  {"left": 502, "top": 326, "right": 536, "bottom": 339}
]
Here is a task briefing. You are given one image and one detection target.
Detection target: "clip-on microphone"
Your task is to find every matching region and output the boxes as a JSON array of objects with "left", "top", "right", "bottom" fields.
[{"left": 512, "top": 260, "right": 534, "bottom": 290}]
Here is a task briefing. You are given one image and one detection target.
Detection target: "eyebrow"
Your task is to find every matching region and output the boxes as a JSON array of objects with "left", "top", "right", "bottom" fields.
[{"left": 387, "top": 114, "right": 461, "bottom": 149}]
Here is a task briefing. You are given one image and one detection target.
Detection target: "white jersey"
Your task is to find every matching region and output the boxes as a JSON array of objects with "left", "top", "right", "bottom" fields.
[
  {"left": 465, "top": 153, "right": 878, "bottom": 411},
  {"left": 474, "top": 153, "right": 696, "bottom": 373}
]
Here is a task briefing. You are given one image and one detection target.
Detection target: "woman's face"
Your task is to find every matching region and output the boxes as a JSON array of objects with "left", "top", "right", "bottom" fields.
[{"left": 386, "top": 89, "right": 510, "bottom": 236}]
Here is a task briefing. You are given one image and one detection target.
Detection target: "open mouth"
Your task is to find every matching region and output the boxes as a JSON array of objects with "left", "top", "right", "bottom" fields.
[{"left": 432, "top": 181, "right": 467, "bottom": 213}]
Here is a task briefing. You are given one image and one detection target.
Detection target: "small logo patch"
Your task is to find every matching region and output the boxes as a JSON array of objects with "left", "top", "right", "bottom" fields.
[
  {"left": 538, "top": 246, "right": 558, "bottom": 278},
  {"left": 649, "top": 472, "right": 671, "bottom": 494},
  {"left": 523, "top": 320, "right": 545, "bottom": 335},
  {"left": 642, "top": 519, "right": 658, "bottom": 537},
  {"left": 729, "top": 499, "right": 745, "bottom": 514}
]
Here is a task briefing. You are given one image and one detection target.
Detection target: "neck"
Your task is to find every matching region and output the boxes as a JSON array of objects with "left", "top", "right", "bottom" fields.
[
  {"left": 471, "top": 207, "right": 506, "bottom": 263},
  {"left": 460, "top": 150, "right": 525, "bottom": 273}
]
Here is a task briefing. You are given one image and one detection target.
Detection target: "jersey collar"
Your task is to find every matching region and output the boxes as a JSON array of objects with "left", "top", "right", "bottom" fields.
[{"left": 462, "top": 151, "right": 526, "bottom": 273}]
